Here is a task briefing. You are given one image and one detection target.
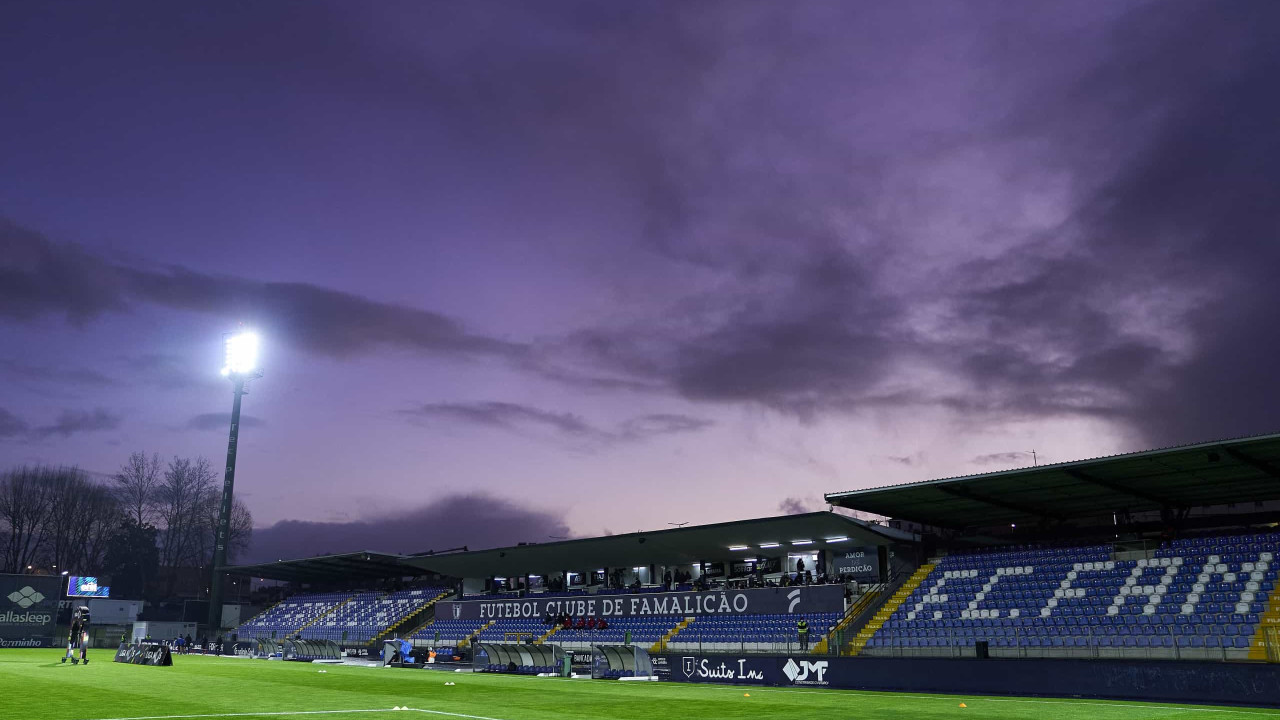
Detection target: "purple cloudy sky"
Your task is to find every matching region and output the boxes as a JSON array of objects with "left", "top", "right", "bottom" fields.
[{"left": 3, "top": 1, "right": 1278, "bottom": 561}]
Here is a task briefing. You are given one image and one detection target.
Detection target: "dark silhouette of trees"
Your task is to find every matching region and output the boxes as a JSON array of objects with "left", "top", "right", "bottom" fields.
[
  {"left": 114, "top": 451, "right": 162, "bottom": 527},
  {"left": 0, "top": 466, "right": 57, "bottom": 573},
  {"left": 42, "top": 469, "right": 119, "bottom": 574},
  {"left": 102, "top": 519, "right": 159, "bottom": 600},
  {"left": 0, "top": 453, "right": 253, "bottom": 601}
]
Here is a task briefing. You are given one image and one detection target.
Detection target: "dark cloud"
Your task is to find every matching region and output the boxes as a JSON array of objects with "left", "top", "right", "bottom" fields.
[
  {"left": 0, "top": 218, "right": 129, "bottom": 325},
  {"left": 186, "top": 413, "right": 267, "bottom": 431},
  {"left": 0, "top": 358, "right": 119, "bottom": 387},
  {"left": 669, "top": 261, "right": 900, "bottom": 416},
  {"left": 242, "top": 493, "right": 571, "bottom": 562},
  {"left": 30, "top": 408, "right": 121, "bottom": 439},
  {"left": 533, "top": 2, "right": 1280, "bottom": 448},
  {"left": 886, "top": 454, "right": 923, "bottom": 467},
  {"left": 5, "top": 2, "right": 1280, "bottom": 459},
  {"left": 618, "top": 413, "right": 714, "bottom": 439},
  {"left": 0, "top": 406, "right": 120, "bottom": 441},
  {"left": 778, "top": 497, "right": 819, "bottom": 515},
  {"left": 400, "top": 401, "right": 711, "bottom": 446},
  {"left": 403, "top": 402, "right": 602, "bottom": 438},
  {"left": 0, "top": 408, "right": 27, "bottom": 438},
  {"left": 1082, "top": 3, "right": 1280, "bottom": 445},
  {"left": 556, "top": 254, "right": 905, "bottom": 419},
  {"left": 928, "top": 1, "right": 1280, "bottom": 446},
  {"left": 970, "top": 452, "right": 1033, "bottom": 467},
  {"left": 0, "top": 218, "right": 523, "bottom": 361}
]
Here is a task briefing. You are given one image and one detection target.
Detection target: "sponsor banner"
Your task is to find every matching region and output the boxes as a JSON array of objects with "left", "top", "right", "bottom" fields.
[
  {"left": 438, "top": 585, "right": 842, "bottom": 622},
  {"left": 831, "top": 546, "right": 881, "bottom": 580},
  {"left": 569, "top": 650, "right": 593, "bottom": 672},
  {"left": 229, "top": 641, "right": 257, "bottom": 657},
  {"left": 659, "top": 653, "right": 830, "bottom": 687},
  {"left": 114, "top": 642, "right": 174, "bottom": 666},
  {"left": 659, "top": 654, "right": 1280, "bottom": 706},
  {"left": 0, "top": 574, "right": 60, "bottom": 645},
  {"left": 0, "top": 637, "right": 56, "bottom": 648},
  {"left": 651, "top": 655, "right": 671, "bottom": 681}
]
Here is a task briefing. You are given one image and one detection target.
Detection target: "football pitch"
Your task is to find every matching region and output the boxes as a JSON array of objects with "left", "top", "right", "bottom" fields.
[{"left": 2, "top": 650, "right": 1278, "bottom": 720}]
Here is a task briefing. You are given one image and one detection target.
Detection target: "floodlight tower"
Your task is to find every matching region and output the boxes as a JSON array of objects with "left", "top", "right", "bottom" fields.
[{"left": 207, "top": 330, "right": 262, "bottom": 634}]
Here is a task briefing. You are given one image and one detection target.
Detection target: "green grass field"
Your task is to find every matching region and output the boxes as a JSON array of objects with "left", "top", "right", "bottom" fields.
[{"left": 2, "top": 649, "right": 1277, "bottom": 720}]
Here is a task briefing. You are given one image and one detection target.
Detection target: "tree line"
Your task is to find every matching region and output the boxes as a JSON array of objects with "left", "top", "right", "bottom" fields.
[{"left": 0, "top": 452, "right": 252, "bottom": 600}]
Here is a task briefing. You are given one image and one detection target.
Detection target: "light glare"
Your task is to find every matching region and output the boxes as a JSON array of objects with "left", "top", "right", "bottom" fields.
[{"left": 222, "top": 331, "right": 260, "bottom": 375}]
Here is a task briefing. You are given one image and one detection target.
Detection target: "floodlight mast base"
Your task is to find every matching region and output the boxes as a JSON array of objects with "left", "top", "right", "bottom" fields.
[{"left": 207, "top": 374, "right": 252, "bottom": 633}]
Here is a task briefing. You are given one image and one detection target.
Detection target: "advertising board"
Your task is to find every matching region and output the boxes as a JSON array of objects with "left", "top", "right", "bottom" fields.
[{"left": 0, "top": 574, "right": 61, "bottom": 648}]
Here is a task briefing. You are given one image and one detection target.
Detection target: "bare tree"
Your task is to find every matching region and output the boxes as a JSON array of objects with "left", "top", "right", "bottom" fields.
[
  {"left": 229, "top": 498, "right": 253, "bottom": 564},
  {"left": 114, "top": 451, "right": 161, "bottom": 526},
  {"left": 0, "top": 467, "right": 55, "bottom": 573},
  {"left": 80, "top": 486, "right": 121, "bottom": 575},
  {"left": 10, "top": 468, "right": 123, "bottom": 577},
  {"left": 44, "top": 468, "right": 92, "bottom": 574},
  {"left": 196, "top": 493, "right": 254, "bottom": 567},
  {"left": 1, "top": 454, "right": 236, "bottom": 590},
  {"left": 155, "top": 456, "right": 217, "bottom": 593}
]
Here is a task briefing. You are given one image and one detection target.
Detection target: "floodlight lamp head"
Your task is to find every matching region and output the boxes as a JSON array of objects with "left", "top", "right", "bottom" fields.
[{"left": 221, "top": 331, "right": 260, "bottom": 377}]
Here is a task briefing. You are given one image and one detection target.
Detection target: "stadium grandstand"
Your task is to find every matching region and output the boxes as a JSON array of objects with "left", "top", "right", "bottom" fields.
[
  {"left": 231, "top": 583, "right": 454, "bottom": 646},
  {"left": 214, "top": 432, "right": 1280, "bottom": 704},
  {"left": 226, "top": 511, "right": 905, "bottom": 656}
]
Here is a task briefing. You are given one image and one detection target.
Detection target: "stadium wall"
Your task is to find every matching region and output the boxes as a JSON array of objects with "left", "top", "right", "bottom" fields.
[{"left": 654, "top": 654, "right": 1280, "bottom": 707}]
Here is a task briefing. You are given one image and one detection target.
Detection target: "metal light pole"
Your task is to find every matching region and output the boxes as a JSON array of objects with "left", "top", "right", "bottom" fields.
[{"left": 207, "top": 331, "right": 261, "bottom": 634}]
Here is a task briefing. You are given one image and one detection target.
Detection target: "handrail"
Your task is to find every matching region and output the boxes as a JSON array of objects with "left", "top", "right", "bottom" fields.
[{"left": 840, "top": 569, "right": 910, "bottom": 651}]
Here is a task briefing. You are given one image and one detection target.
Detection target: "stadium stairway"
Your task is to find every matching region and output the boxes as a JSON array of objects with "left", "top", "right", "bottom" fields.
[
  {"left": 468, "top": 620, "right": 495, "bottom": 646},
  {"left": 374, "top": 589, "right": 452, "bottom": 642},
  {"left": 1247, "top": 587, "right": 1280, "bottom": 660},
  {"left": 295, "top": 593, "right": 358, "bottom": 635},
  {"left": 813, "top": 583, "right": 886, "bottom": 655},
  {"left": 411, "top": 618, "right": 495, "bottom": 646},
  {"left": 650, "top": 618, "right": 692, "bottom": 653},
  {"left": 845, "top": 563, "right": 935, "bottom": 656},
  {"left": 533, "top": 624, "right": 562, "bottom": 645}
]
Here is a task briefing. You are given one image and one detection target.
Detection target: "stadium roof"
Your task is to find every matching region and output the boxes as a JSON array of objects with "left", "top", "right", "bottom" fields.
[
  {"left": 826, "top": 432, "right": 1280, "bottom": 530},
  {"left": 222, "top": 511, "right": 913, "bottom": 582},
  {"left": 399, "top": 511, "right": 912, "bottom": 578},
  {"left": 223, "top": 551, "right": 415, "bottom": 583}
]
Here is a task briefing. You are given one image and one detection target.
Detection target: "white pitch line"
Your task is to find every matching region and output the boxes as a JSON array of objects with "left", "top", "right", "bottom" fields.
[
  {"left": 406, "top": 708, "right": 513, "bottom": 720},
  {"left": 85, "top": 710, "right": 399, "bottom": 720},
  {"left": 83, "top": 707, "right": 519, "bottom": 720}
]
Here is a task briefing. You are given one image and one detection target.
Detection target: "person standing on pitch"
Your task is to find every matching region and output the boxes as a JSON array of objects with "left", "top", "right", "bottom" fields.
[
  {"left": 62, "top": 606, "right": 91, "bottom": 665},
  {"left": 797, "top": 617, "right": 809, "bottom": 652}
]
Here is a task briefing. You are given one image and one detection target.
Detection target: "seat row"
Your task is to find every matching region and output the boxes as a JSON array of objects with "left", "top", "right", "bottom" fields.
[
  {"left": 236, "top": 586, "right": 451, "bottom": 642},
  {"left": 871, "top": 532, "right": 1279, "bottom": 658}
]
